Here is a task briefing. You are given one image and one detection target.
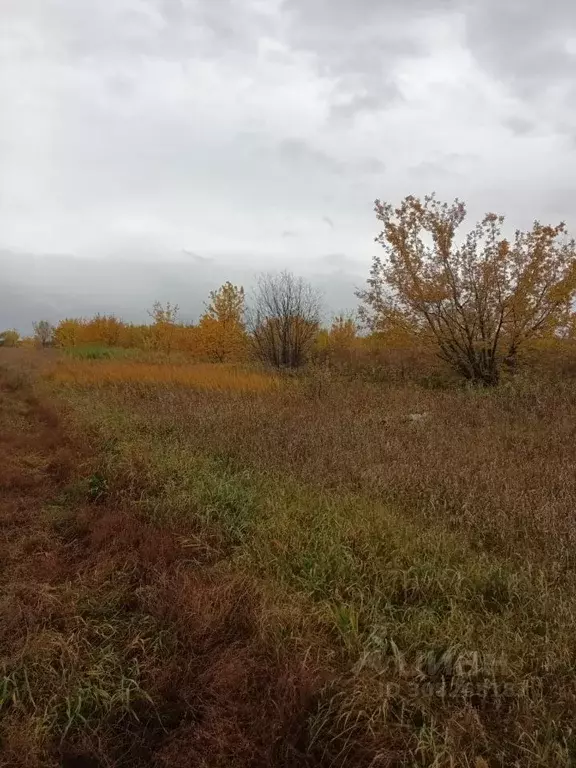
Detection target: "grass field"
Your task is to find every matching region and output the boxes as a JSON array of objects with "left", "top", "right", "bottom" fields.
[{"left": 2, "top": 348, "right": 576, "bottom": 767}]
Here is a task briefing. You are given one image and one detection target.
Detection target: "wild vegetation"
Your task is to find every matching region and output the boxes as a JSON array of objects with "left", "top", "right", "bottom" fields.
[{"left": 3, "top": 195, "right": 576, "bottom": 767}]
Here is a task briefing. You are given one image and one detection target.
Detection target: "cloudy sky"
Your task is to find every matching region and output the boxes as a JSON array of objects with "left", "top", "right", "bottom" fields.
[{"left": 2, "top": 0, "right": 576, "bottom": 330}]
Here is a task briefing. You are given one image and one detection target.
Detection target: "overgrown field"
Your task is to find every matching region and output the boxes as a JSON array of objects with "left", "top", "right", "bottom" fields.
[{"left": 2, "top": 348, "right": 576, "bottom": 767}]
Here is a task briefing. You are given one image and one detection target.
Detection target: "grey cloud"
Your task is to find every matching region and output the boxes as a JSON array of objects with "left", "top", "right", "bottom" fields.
[
  {"left": 278, "top": 139, "right": 344, "bottom": 174},
  {"left": 282, "top": 0, "right": 452, "bottom": 115},
  {"left": 3, "top": 0, "right": 273, "bottom": 67},
  {"left": 462, "top": 0, "right": 576, "bottom": 100},
  {"left": 503, "top": 116, "right": 537, "bottom": 137},
  {"left": 412, "top": 159, "right": 458, "bottom": 178},
  {"left": 321, "top": 253, "right": 354, "bottom": 268},
  {"left": 3, "top": 0, "right": 576, "bottom": 308},
  {"left": 155, "top": 0, "right": 277, "bottom": 60},
  {"left": 536, "top": 187, "right": 576, "bottom": 221},
  {"left": 0, "top": 249, "right": 362, "bottom": 332},
  {"left": 282, "top": 0, "right": 576, "bottom": 102},
  {"left": 330, "top": 85, "right": 402, "bottom": 119},
  {"left": 0, "top": 249, "right": 240, "bottom": 330},
  {"left": 309, "top": 266, "right": 364, "bottom": 316},
  {"left": 0, "top": 288, "right": 63, "bottom": 334},
  {"left": 284, "top": 0, "right": 576, "bottom": 130},
  {"left": 182, "top": 249, "right": 214, "bottom": 263},
  {"left": 410, "top": 152, "right": 476, "bottom": 178},
  {"left": 278, "top": 139, "right": 385, "bottom": 180},
  {"left": 355, "top": 157, "right": 386, "bottom": 175}
]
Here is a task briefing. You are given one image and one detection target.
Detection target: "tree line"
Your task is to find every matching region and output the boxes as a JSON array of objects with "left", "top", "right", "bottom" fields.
[
  {"left": 2, "top": 274, "right": 326, "bottom": 368},
  {"left": 3, "top": 193, "right": 576, "bottom": 386}
]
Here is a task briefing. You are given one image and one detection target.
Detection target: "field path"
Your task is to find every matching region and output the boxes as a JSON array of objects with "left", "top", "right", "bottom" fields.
[{"left": 0, "top": 367, "right": 80, "bottom": 600}]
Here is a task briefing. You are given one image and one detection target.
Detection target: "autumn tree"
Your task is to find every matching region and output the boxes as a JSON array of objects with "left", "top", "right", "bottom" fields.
[
  {"left": 329, "top": 313, "right": 358, "bottom": 349},
  {"left": 357, "top": 194, "right": 576, "bottom": 385},
  {"left": 148, "top": 301, "right": 179, "bottom": 325},
  {"left": 314, "top": 313, "right": 359, "bottom": 366},
  {"left": 83, "top": 314, "right": 123, "bottom": 346},
  {"left": 32, "top": 320, "right": 55, "bottom": 348},
  {"left": 198, "top": 282, "right": 247, "bottom": 362},
  {"left": 205, "top": 282, "right": 245, "bottom": 325},
  {"left": 249, "top": 271, "right": 322, "bottom": 368},
  {"left": 54, "top": 319, "right": 83, "bottom": 348},
  {"left": 0, "top": 329, "right": 20, "bottom": 347},
  {"left": 148, "top": 301, "right": 179, "bottom": 353}
]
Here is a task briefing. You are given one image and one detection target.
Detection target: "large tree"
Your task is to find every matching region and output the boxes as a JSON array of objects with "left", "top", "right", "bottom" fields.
[
  {"left": 249, "top": 271, "right": 322, "bottom": 369},
  {"left": 357, "top": 194, "right": 576, "bottom": 385}
]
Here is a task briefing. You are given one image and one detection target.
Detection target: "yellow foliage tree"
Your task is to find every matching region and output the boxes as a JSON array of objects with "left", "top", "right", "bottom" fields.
[
  {"left": 81, "top": 315, "right": 123, "bottom": 346},
  {"left": 117, "top": 323, "right": 150, "bottom": 349},
  {"left": 172, "top": 324, "right": 201, "bottom": 356},
  {"left": 148, "top": 301, "right": 180, "bottom": 354},
  {"left": 198, "top": 282, "right": 247, "bottom": 362},
  {"left": 313, "top": 314, "right": 359, "bottom": 367},
  {"left": 54, "top": 319, "right": 84, "bottom": 347},
  {"left": 357, "top": 194, "right": 576, "bottom": 385},
  {"left": 329, "top": 313, "right": 357, "bottom": 350},
  {"left": 53, "top": 316, "right": 128, "bottom": 348}
]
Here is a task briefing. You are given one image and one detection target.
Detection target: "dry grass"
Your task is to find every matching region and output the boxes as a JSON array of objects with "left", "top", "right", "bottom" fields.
[
  {"left": 65, "top": 369, "right": 576, "bottom": 565},
  {"left": 5, "top": 347, "right": 576, "bottom": 766},
  {"left": 0, "top": 356, "right": 323, "bottom": 767},
  {"left": 48, "top": 359, "right": 281, "bottom": 393}
]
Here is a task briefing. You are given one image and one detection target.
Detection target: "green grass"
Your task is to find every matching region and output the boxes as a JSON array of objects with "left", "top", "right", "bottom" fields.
[
  {"left": 0, "top": 558, "right": 174, "bottom": 765},
  {"left": 63, "top": 344, "right": 141, "bottom": 361}
]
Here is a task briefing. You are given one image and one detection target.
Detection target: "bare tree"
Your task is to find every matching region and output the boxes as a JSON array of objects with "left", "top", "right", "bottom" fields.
[
  {"left": 248, "top": 271, "right": 322, "bottom": 368},
  {"left": 32, "top": 320, "right": 55, "bottom": 348}
]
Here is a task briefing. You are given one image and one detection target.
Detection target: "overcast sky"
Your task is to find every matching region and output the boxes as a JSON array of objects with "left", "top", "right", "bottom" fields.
[{"left": 2, "top": 0, "right": 576, "bottom": 330}]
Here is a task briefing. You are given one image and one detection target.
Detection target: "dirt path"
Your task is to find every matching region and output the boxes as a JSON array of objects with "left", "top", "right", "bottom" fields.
[
  {"left": 0, "top": 369, "right": 78, "bottom": 590},
  {"left": 0, "top": 366, "right": 322, "bottom": 768}
]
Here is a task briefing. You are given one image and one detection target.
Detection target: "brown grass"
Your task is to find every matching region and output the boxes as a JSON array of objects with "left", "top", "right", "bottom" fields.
[
  {"left": 0, "top": 357, "right": 325, "bottom": 767},
  {"left": 67, "top": 369, "right": 576, "bottom": 564},
  {"left": 49, "top": 359, "right": 281, "bottom": 393},
  {"left": 5, "top": 347, "right": 576, "bottom": 766}
]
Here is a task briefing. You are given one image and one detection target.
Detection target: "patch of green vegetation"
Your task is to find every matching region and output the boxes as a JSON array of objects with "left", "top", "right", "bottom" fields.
[
  {"left": 64, "top": 345, "right": 140, "bottom": 361},
  {"left": 0, "top": 568, "right": 174, "bottom": 761}
]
